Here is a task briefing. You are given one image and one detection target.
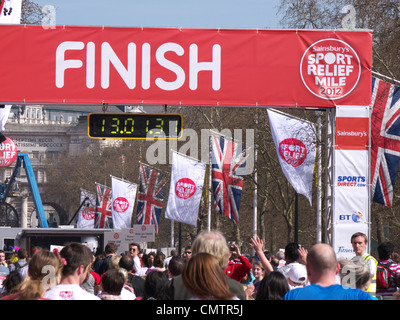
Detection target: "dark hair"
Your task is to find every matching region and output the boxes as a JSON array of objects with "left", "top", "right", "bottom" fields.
[
  {"left": 143, "top": 270, "right": 169, "bottom": 300},
  {"left": 3, "top": 271, "right": 23, "bottom": 295},
  {"left": 101, "top": 269, "right": 125, "bottom": 295},
  {"left": 255, "top": 271, "right": 289, "bottom": 300},
  {"left": 284, "top": 243, "right": 300, "bottom": 262},
  {"left": 119, "top": 255, "right": 134, "bottom": 272},
  {"left": 378, "top": 242, "right": 395, "bottom": 260},
  {"left": 154, "top": 253, "right": 164, "bottom": 268},
  {"left": 60, "top": 242, "right": 93, "bottom": 276},
  {"left": 17, "top": 248, "right": 28, "bottom": 260},
  {"left": 104, "top": 243, "right": 118, "bottom": 255},
  {"left": 129, "top": 242, "right": 141, "bottom": 251},
  {"left": 168, "top": 256, "right": 185, "bottom": 277}
]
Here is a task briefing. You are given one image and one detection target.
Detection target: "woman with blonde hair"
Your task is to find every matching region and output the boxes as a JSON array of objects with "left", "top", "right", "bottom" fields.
[
  {"left": 182, "top": 252, "right": 238, "bottom": 300},
  {"left": 2, "top": 249, "right": 62, "bottom": 300}
]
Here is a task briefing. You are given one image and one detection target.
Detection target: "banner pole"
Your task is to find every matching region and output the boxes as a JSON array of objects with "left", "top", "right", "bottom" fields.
[
  {"left": 208, "top": 135, "right": 212, "bottom": 232},
  {"left": 316, "top": 113, "right": 322, "bottom": 243},
  {"left": 295, "top": 192, "right": 299, "bottom": 244},
  {"left": 253, "top": 111, "right": 258, "bottom": 240}
]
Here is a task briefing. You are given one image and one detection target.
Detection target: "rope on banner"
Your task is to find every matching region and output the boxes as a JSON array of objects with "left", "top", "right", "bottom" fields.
[
  {"left": 138, "top": 161, "right": 170, "bottom": 176},
  {"left": 109, "top": 175, "right": 136, "bottom": 186},
  {"left": 210, "top": 129, "right": 244, "bottom": 145},
  {"left": 171, "top": 149, "right": 206, "bottom": 164},
  {"left": 372, "top": 70, "right": 400, "bottom": 85},
  {"left": 94, "top": 181, "right": 110, "bottom": 189},
  {"left": 268, "top": 108, "right": 317, "bottom": 129}
]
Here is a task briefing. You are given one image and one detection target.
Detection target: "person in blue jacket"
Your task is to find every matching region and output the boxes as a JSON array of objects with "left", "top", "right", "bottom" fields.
[{"left": 283, "top": 243, "right": 374, "bottom": 300}]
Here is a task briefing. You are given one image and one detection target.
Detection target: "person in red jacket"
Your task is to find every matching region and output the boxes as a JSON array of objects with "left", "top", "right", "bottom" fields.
[{"left": 224, "top": 242, "right": 252, "bottom": 282}]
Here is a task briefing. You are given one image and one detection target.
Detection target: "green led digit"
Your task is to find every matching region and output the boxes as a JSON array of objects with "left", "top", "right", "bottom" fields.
[
  {"left": 110, "top": 117, "right": 120, "bottom": 134},
  {"left": 124, "top": 118, "right": 134, "bottom": 134},
  {"left": 155, "top": 118, "right": 164, "bottom": 134},
  {"left": 101, "top": 119, "right": 106, "bottom": 133}
]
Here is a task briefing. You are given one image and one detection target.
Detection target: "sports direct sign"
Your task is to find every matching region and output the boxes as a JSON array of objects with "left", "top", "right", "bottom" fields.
[{"left": 0, "top": 25, "right": 371, "bottom": 107}]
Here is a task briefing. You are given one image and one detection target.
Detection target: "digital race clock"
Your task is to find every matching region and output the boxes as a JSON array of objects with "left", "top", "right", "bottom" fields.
[{"left": 88, "top": 113, "right": 182, "bottom": 139}]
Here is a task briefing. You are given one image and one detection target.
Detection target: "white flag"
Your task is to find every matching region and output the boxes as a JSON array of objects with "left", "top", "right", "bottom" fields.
[
  {"left": 0, "top": 105, "right": 11, "bottom": 131},
  {"left": 0, "top": 0, "right": 22, "bottom": 24},
  {"left": 111, "top": 176, "right": 137, "bottom": 229},
  {"left": 165, "top": 152, "right": 206, "bottom": 227},
  {"left": 76, "top": 190, "right": 96, "bottom": 229},
  {"left": 267, "top": 110, "right": 316, "bottom": 204}
]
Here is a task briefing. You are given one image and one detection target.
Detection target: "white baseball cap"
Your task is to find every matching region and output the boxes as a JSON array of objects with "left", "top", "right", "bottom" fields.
[{"left": 287, "top": 263, "right": 307, "bottom": 284}]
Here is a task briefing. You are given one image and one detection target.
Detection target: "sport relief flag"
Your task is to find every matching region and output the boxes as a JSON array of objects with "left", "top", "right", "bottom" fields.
[
  {"left": 211, "top": 133, "right": 249, "bottom": 224},
  {"left": 111, "top": 176, "right": 137, "bottom": 229},
  {"left": 76, "top": 189, "right": 96, "bottom": 229},
  {"left": 267, "top": 109, "right": 316, "bottom": 204},
  {"left": 94, "top": 183, "right": 113, "bottom": 229},
  {"left": 136, "top": 163, "right": 168, "bottom": 234},
  {"left": 371, "top": 77, "right": 400, "bottom": 207},
  {"left": 165, "top": 151, "right": 206, "bottom": 227}
]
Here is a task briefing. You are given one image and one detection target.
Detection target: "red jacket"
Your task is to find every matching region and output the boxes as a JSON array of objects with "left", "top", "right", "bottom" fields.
[{"left": 224, "top": 255, "right": 252, "bottom": 282}]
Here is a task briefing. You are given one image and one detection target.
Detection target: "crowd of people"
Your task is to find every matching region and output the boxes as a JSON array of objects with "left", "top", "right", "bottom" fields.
[{"left": 0, "top": 230, "right": 399, "bottom": 300}]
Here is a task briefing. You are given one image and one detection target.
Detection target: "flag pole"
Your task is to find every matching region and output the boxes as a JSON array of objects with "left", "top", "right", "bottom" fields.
[
  {"left": 316, "top": 112, "right": 322, "bottom": 243},
  {"left": 68, "top": 196, "right": 89, "bottom": 225},
  {"left": 295, "top": 192, "right": 299, "bottom": 244},
  {"left": 253, "top": 111, "right": 258, "bottom": 241},
  {"left": 170, "top": 220, "right": 174, "bottom": 248},
  {"left": 208, "top": 134, "right": 212, "bottom": 232}
]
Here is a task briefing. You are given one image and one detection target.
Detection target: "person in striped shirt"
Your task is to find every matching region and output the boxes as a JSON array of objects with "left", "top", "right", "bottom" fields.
[{"left": 376, "top": 242, "right": 400, "bottom": 300}]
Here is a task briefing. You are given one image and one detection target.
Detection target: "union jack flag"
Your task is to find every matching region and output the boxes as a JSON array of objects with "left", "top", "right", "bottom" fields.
[
  {"left": 371, "top": 77, "right": 400, "bottom": 208},
  {"left": 94, "top": 183, "right": 113, "bottom": 228},
  {"left": 136, "top": 163, "right": 168, "bottom": 234},
  {"left": 211, "top": 134, "right": 248, "bottom": 224}
]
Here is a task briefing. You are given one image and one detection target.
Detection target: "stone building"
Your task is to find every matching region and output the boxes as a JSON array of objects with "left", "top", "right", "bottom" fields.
[{"left": 0, "top": 104, "right": 163, "bottom": 228}]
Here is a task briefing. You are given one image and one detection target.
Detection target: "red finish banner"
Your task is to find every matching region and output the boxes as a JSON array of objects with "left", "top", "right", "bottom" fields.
[{"left": 0, "top": 25, "right": 372, "bottom": 107}]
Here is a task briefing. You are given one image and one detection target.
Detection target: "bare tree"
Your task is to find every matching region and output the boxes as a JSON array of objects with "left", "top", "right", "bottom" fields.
[
  {"left": 21, "top": 0, "right": 44, "bottom": 25},
  {"left": 277, "top": 0, "right": 400, "bottom": 247}
]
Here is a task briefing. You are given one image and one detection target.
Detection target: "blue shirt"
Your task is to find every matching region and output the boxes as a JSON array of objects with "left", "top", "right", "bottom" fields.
[{"left": 283, "top": 284, "right": 375, "bottom": 300}]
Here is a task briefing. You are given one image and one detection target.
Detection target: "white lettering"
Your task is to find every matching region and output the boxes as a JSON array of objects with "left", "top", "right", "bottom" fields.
[
  {"left": 189, "top": 44, "right": 221, "bottom": 90},
  {"left": 55, "top": 41, "right": 221, "bottom": 91},
  {"left": 55, "top": 41, "right": 84, "bottom": 88},
  {"left": 86, "top": 42, "right": 95, "bottom": 89},
  {"left": 142, "top": 43, "right": 151, "bottom": 90},
  {"left": 101, "top": 42, "right": 136, "bottom": 89},
  {"left": 155, "top": 43, "right": 185, "bottom": 91}
]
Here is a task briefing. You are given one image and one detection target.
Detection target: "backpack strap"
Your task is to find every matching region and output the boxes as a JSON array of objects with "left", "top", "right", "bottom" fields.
[{"left": 13, "top": 261, "right": 21, "bottom": 271}]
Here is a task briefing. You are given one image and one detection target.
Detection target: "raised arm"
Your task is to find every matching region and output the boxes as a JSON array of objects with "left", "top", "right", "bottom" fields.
[{"left": 250, "top": 235, "right": 274, "bottom": 273}]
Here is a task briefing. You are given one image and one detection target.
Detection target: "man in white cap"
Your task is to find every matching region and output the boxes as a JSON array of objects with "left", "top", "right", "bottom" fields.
[{"left": 287, "top": 262, "right": 307, "bottom": 290}]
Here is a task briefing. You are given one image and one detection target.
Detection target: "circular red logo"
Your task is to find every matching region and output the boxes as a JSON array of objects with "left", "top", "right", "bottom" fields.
[
  {"left": 112, "top": 197, "right": 129, "bottom": 213},
  {"left": 175, "top": 178, "right": 196, "bottom": 199},
  {"left": 113, "top": 233, "right": 119, "bottom": 239},
  {"left": 0, "top": 137, "right": 17, "bottom": 167},
  {"left": 279, "top": 138, "right": 307, "bottom": 167},
  {"left": 82, "top": 207, "right": 95, "bottom": 221},
  {"left": 300, "top": 39, "right": 360, "bottom": 100},
  {"left": 141, "top": 225, "right": 146, "bottom": 231}
]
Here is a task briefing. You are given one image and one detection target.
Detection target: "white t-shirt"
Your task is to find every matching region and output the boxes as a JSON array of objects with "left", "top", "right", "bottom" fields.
[
  {"left": 44, "top": 284, "right": 100, "bottom": 300},
  {"left": 133, "top": 256, "right": 146, "bottom": 276},
  {"left": 120, "top": 287, "right": 136, "bottom": 300}
]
